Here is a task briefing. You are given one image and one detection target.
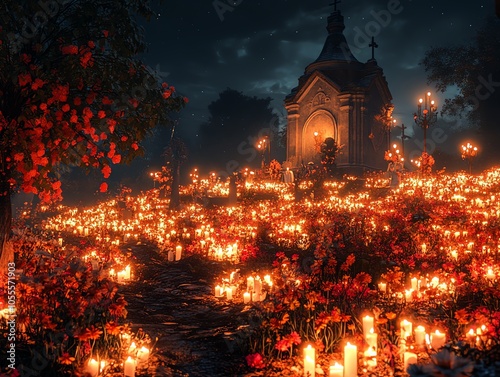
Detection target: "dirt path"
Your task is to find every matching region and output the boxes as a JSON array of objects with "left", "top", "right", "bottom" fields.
[{"left": 119, "top": 243, "right": 250, "bottom": 377}]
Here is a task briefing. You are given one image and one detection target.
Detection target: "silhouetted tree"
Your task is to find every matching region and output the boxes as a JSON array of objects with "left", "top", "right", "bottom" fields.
[
  {"left": 320, "top": 137, "right": 338, "bottom": 176},
  {"left": 164, "top": 137, "right": 188, "bottom": 210},
  {"left": 196, "top": 88, "right": 277, "bottom": 173},
  {"left": 422, "top": 18, "right": 500, "bottom": 165}
]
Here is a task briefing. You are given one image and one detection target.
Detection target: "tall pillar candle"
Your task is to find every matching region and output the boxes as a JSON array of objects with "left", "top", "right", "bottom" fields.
[
  {"left": 362, "top": 315, "right": 374, "bottom": 338},
  {"left": 414, "top": 325, "right": 426, "bottom": 346},
  {"left": 303, "top": 344, "right": 315, "bottom": 377},
  {"left": 344, "top": 342, "right": 357, "bottom": 377},
  {"left": 175, "top": 245, "right": 182, "bottom": 261},
  {"left": 411, "top": 277, "right": 418, "bottom": 291},
  {"left": 226, "top": 287, "right": 233, "bottom": 300},
  {"left": 247, "top": 276, "right": 254, "bottom": 292},
  {"left": 124, "top": 356, "right": 136, "bottom": 377},
  {"left": 400, "top": 319, "right": 412, "bottom": 340}
]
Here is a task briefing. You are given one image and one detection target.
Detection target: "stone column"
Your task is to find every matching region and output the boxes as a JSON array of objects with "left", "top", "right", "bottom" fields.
[{"left": 286, "top": 103, "right": 300, "bottom": 167}]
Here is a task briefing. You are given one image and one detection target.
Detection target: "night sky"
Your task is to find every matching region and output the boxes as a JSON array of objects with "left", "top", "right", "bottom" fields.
[
  {"left": 141, "top": 0, "right": 492, "bottom": 144},
  {"left": 47, "top": 0, "right": 496, "bottom": 206}
]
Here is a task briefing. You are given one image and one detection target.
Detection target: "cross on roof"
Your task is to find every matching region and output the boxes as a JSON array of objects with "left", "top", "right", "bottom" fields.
[
  {"left": 329, "top": 0, "right": 341, "bottom": 12},
  {"left": 369, "top": 36, "right": 378, "bottom": 60}
]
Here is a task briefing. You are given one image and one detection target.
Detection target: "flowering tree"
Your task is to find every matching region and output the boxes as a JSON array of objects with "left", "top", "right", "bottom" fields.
[{"left": 0, "top": 0, "right": 186, "bottom": 259}]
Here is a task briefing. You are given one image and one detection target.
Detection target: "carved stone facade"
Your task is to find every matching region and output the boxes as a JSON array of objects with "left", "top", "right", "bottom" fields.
[{"left": 285, "top": 8, "right": 393, "bottom": 173}]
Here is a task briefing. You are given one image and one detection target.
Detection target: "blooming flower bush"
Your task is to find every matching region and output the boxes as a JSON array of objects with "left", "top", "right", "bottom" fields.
[{"left": 0, "top": 230, "right": 134, "bottom": 375}]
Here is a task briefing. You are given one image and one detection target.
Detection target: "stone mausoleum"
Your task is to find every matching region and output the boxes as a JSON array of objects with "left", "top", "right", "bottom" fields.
[{"left": 285, "top": 4, "right": 393, "bottom": 174}]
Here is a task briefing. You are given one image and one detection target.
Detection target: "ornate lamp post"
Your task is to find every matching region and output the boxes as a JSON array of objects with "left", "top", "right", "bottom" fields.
[
  {"left": 414, "top": 91, "right": 438, "bottom": 154},
  {"left": 461, "top": 142, "right": 478, "bottom": 174},
  {"left": 257, "top": 139, "right": 265, "bottom": 168},
  {"left": 149, "top": 171, "right": 160, "bottom": 188}
]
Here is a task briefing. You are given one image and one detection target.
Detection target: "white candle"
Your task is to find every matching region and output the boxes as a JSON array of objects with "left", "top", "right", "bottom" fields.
[
  {"left": 431, "top": 330, "right": 446, "bottom": 350},
  {"left": 405, "top": 289, "right": 413, "bottom": 302},
  {"left": 254, "top": 277, "right": 262, "bottom": 295},
  {"left": 303, "top": 344, "right": 315, "bottom": 377},
  {"left": 117, "top": 270, "right": 125, "bottom": 283},
  {"left": 264, "top": 274, "right": 271, "bottom": 285},
  {"left": 344, "top": 342, "right": 357, "bottom": 377},
  {"left": 247, "top": 276, "right": 254, "bottom": 292},
  {"left": 128, "top": 341, "right": 136, "bottom": 354},
  {"left": 124, "top": 356, "right": 136, "bottom": 377},
  {"left": 362, "top": 315, "right": 374, "bottom": 338},
  {"left": 400, "top": 320, "right": 412, "bottom": 340},
  {"left": 466, "top": 328, "right": 475, "bottom": 344},
  {"left": 214, "top": 285, "right": 222, "bottom": 297},
  {"left": 414, "top": 325, "right": 426, "bottom": 346},
  {"left": 175, "top": 245, "right": 182, "bottom": 261},
  {"left": 243, "top": 292, "right": 251, "bottom": 304},
  {"left": 124, "top": 265, "right": 131, "bottom": 280},
  {"left": 100, "top": 360, "right": 106, "bottom": 373},
  {"left": 403, "top": 352, "right": 417, "bottom": 370},
  {"left": 431, "top": 277, "right": 439, "bottom": 288},
  {"left": 226, "top": 287, "right": 233, "bottom": 300},
  {"left": 137, "top": 346, "right": 150, "bottom": 364},
  {"left": 329, "top": 362, "right": 343, "bottom": 377},
  {"left": 86, "top": 358, "right": 99, "bottom": 377},
  {"left": 168, "top": 250, "right": 175, "bottom": 261},
  {"left": 411, "top": 277, "right": 418, "bottom": 291}
]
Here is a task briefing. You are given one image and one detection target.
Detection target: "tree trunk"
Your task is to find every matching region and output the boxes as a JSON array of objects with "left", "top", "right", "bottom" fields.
[
  {"left": 0, "top": 175, "right": 13, "bottom": 272},
  {"left": 169, "top": 160, "right": 180, "bottom": 210}
]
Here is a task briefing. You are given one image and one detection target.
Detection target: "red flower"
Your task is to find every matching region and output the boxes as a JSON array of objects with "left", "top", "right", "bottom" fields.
[
  {"left": 101, "top": 165, "right": 111, "bottom": 178},
  {"left": 31, "top": 78, "right": 46, "bottom": 90},
  {"left": 245, "top": 353, "right": 265, "bottom": 369},
  {"left": 18, "top": 73, "right": 32, "bottom": 87},
  {"left": 61, "top": 45, "right": 78, "bottom": 55},
  {"left": 275, "top": 339, "right": 290, "bottom": 352},
  {"left": 99, "top": 182, "right": 108, "bottom": 193},
  {"left": 102, "top": 96, "right": 113, "bottom": 105},
  {"left": 111, "top": 154, "right": 121, "bottom": 164},
  {"left": 105, "top": 321, "right": 122, "bottom": 336},
  {"left": 285, "top": 331, "right": 302, "bottom": 345},
  {"left": 58, "top": 353, "right": 75, "bottom": 365}
]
